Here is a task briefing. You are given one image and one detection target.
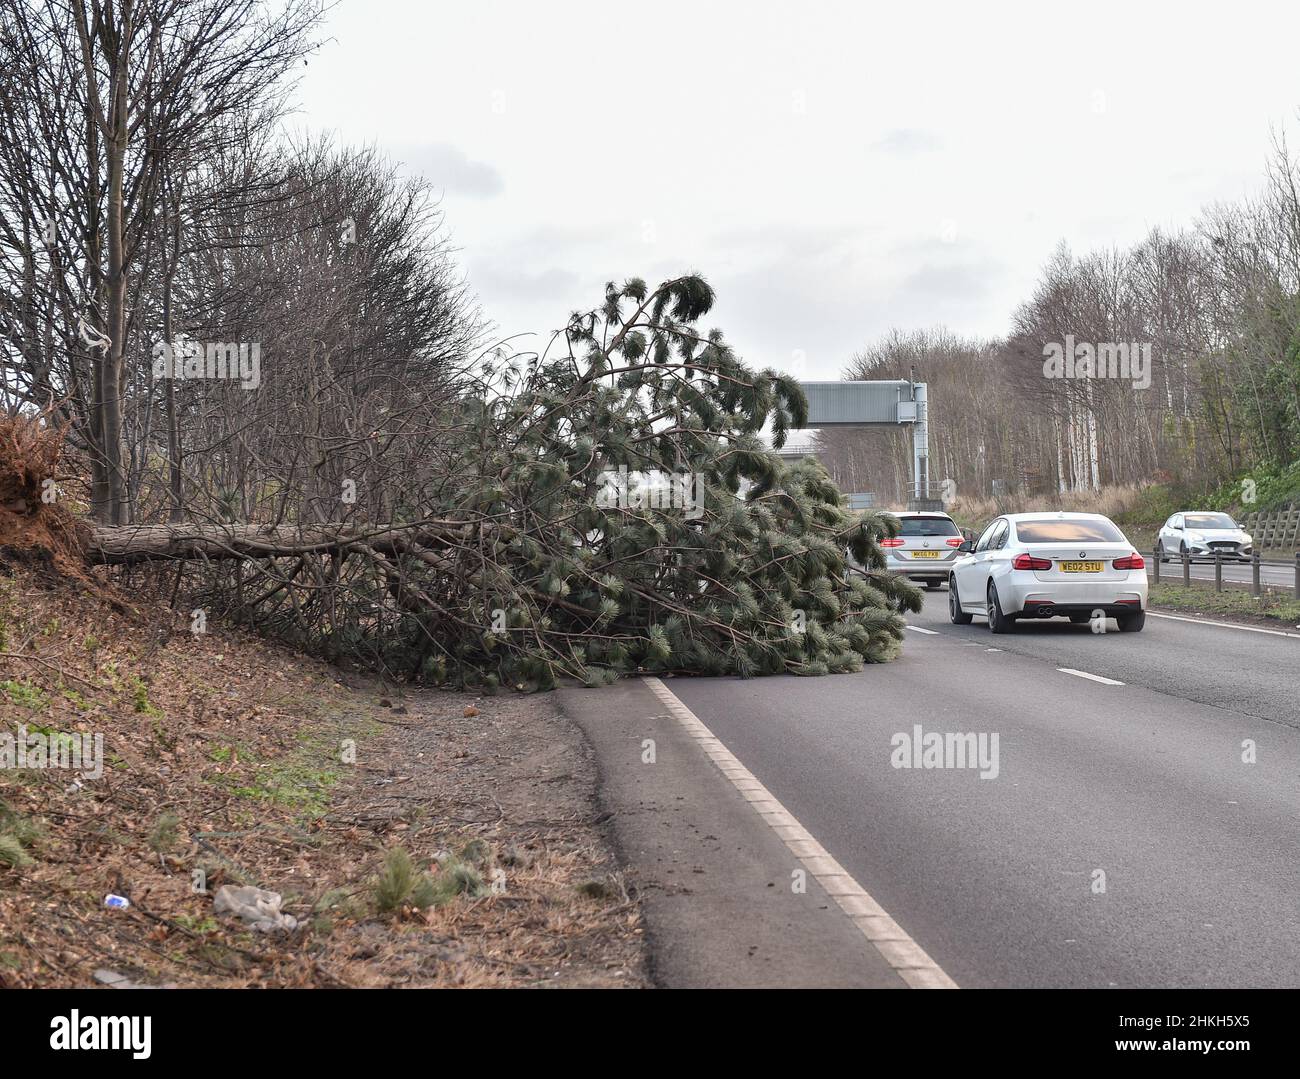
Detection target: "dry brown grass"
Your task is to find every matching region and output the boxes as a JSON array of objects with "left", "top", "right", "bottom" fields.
[
  {"left": 904, "top": 484, "right": 1157, "bottom": 530},
  {"left": 0, "top": 561, "right": 646, "bottom": 988}
]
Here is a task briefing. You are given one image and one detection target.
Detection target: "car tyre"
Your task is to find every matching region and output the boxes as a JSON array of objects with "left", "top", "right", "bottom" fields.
[
  {"left": 1068, "top": 612, "right": 1090, "bottom": 624},
  {"left": 987, "top": 581, "right": 1014, "bottom": 634},
  {"left": 948, "top": 577, "right": 972, "bottom": 624},
  {"left": 1116, "top": 609, "right": 1146, "bottom": 633},
  {"left": 1156, "top": 540, "right": 1168, "bottom": 563},
  {"left": 925, "top": 580, "right": 942, "bottom": 591}
]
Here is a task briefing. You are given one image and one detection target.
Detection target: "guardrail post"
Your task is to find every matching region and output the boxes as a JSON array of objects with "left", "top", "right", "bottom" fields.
[
  {"left": 1182, "top": 548, "right": 1190, "bottom": 587},
  {"left": 1215, "top": 550, "right": 1223, "bottom": 592},
  {"left": 1152, "top": 545, "right": 1160, "bottom": 584},
  {"left": 1251, "top": 550, "right": 1261, "bottom": 597},
  {"left": 1294, "top": 551, "right": 1299, "bottom": 600}
]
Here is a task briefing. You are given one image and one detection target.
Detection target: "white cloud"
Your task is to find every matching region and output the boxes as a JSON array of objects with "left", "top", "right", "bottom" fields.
[
  {"left": 296, "top": 0, "right": 1300, "bottom": 378},
  {"left": 394, "top": 143, "right": 504, "bottom": 197},
  {"left": 871, "top": 129, "right": 943, "bottom": 156}
]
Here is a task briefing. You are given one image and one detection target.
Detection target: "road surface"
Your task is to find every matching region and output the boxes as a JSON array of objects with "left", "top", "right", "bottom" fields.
[{"left": 662, "top": 593, "right": 1300, "bottom": 987}]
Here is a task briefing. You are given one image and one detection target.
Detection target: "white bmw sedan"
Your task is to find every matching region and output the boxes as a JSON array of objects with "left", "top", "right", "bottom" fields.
[{"left": 948, "top": 512, "right": 1148, "bottom": 633}]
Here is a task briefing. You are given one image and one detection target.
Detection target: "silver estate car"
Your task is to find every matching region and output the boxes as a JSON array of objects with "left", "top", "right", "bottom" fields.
[{"left": 882, "top": 510, "right": 964, "bottom": 589}]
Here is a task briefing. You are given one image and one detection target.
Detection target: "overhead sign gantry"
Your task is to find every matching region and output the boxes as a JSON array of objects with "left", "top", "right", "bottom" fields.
[{"left": 789, "top": 379, "right": 935, "bottom": 508}]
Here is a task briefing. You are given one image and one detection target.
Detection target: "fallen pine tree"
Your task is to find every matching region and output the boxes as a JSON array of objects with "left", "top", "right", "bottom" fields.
[{"left": 13, "top": 275, "right": 921, "bottom": 688}]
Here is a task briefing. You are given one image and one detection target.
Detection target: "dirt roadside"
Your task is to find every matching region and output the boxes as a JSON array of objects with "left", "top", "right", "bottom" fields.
[{"left": 0, "top": 563, "right": 647, "bottom": 988}]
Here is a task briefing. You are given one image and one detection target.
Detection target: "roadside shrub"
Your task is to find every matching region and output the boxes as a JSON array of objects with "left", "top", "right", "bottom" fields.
[{"left": 373, "top": 846, "right": 438, "bottom": 913}]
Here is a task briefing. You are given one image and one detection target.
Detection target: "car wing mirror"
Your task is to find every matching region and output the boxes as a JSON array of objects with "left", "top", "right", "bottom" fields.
[{"left": 958, "top": 539, "right": 974, "bottom": 553}]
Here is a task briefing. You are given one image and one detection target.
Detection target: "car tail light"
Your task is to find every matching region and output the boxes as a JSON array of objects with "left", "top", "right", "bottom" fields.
[
  {"left": 881, "top": 537, "right": 904, "bottom": 547},
  {"left": 1113, "top": 552, "right": 1145, "bottom": 570},
  {"left": 1012, "top": 553, "right": 1052, "bottom": 570},
  {"left": 945, "top": 537, "right": 963, "bottom": 547}
]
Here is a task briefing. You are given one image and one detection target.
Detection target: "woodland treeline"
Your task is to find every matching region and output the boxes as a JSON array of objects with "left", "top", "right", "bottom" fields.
[{"left": 817, "top": 136, "right": 1300, "bottom": 508}]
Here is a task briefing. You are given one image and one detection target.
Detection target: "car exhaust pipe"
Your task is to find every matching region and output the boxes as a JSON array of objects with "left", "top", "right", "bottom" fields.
[{"left": 1037, "top": 606, "right": 1054, "bottom": 618}]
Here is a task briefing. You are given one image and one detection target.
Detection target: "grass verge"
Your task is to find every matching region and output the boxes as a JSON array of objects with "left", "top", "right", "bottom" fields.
[{"left": 1147, "top": 582, "right": 1300, "bottom": 625}]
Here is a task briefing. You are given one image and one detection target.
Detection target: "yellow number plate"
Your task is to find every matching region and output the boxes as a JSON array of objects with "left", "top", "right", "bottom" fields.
[
  {"left": 1059, "top": 560, "right": 1103, "bottom": 573},
  {"left": 911, "top": 550, "right": 942, "bottom": 558}
]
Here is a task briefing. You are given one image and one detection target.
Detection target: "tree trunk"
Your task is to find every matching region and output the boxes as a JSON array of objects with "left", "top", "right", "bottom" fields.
[
  {"left": 103, "top": 18, "right": 130, "bottom": 525},
  {"left": 87, "top": 521, "right": 475, "bottom": 565}
]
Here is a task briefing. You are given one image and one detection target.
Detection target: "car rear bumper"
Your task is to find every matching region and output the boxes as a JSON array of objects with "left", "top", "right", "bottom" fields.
[
  {"left": 1015, "top": 600, "right": 1144, "bottom": 618},
  {"left": 886, "top": 553, "right": 959, "bottom": 581},
  {"left": 1001, "top": 575, "right": 1148, "bottom": 615},
  {"left": 885, "top": 564, "right": 953, "bottom": 582}
]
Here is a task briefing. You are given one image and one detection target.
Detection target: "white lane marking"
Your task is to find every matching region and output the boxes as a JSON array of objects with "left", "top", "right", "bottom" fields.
[
  {"left": 1057, "top": 668, "right": 1125, "bottom": 686},
  {"left": 1147, "top": 610, "right": 1300, "bottom": 640},
  {"left": 906, "top": 625, "right": 940, "bottom": 635},
  {"left": 642, "top": 676, "right": 958, "bottom": 990}
]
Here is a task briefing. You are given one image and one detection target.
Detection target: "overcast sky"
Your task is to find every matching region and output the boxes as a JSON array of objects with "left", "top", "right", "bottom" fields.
[{"left": 296, "top": 0, "right": 1300, "bottom": 380}]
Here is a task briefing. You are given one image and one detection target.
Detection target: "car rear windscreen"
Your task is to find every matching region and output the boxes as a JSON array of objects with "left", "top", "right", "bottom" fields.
[
  {"left": 898, "top": 516, "right": 960, "bottom": 537},
  {"left": 1014, "top": 519, "right": 1126, "bottom": 543}
]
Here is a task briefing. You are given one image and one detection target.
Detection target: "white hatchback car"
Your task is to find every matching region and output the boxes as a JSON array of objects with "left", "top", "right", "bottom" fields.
[
  {"left": 948, "top": 512, "right": 1148, "bottom": 633},
  {"left": 1156, "top": 511, "right": 1253, "bottom": 563}
]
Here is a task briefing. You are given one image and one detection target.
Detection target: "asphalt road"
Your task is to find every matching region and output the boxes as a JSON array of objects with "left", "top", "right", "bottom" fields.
[{"left": 664, "top": 593, "right": 1300, "bottom": 987}]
